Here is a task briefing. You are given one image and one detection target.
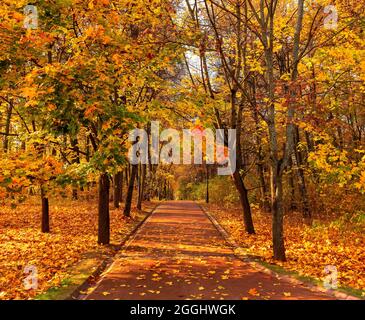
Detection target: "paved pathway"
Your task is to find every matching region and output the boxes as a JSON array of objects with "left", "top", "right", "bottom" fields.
[{"left": 85, "top": 201, "right": 335, "bottom": 300}]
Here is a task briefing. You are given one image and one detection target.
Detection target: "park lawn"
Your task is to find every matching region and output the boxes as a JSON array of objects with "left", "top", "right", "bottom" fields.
[
  {"left": 0, "top": 194, "right": 153, "bottom": 300},
  {"left": 205, "top": 204, "right": 365, "bottom": 293}
]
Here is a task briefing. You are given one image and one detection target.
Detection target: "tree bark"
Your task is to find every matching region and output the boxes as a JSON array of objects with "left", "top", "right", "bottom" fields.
[
  {"left": 113, "top": 171, "right": 123, "bottom": 209},
  {"left": 124, "top": 164, "right": 137, "bottom": 217},
  {"left": 41, "top": 187, "right": 50, "bottom": 233},
  {"left": 98, "top": 173, "right": 110, "bottom": 245},
  {"left": 125, "top": 166, "right": 129, "bottom": 188},
  {"left": 271, "top": 165, "right": 286, "bottom": 261},
  {"left": 232, "top": 93, "right": 255, "bottom": 234},
  {"left": 137, "top": 164, "right": 146, "bottom": 210},
  {"left": 232, "top": 170, "right": 255, "bottom": 234},
  {"left": 294, "top": 127, "right": 311, "bottom": 219},
  {"left": 254, "top": 113, "right": 270, "bottom": 212},
  {"left": 288, "top": 156, "right": 297, "bottom": 211},
  {"left": 265, "top": 36, "right": 286, "bottom": 261},
  {"left": 70, "top": 137, "right": 80, "bottom": 200},
  {"left": 205, "top": 164, "right": 209, "bottom": 203},
  {"left": 257, "top": 162, "right": 270, "bottom": 211}
]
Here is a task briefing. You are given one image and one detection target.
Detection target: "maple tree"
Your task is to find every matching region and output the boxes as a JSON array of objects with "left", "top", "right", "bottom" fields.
[
  {"left": 0, "top": 0, "right": 364, "bottom": 300},
  {"left": 1, "top": 0, "right": 180, "bottom": 242},
  {"left": 177, "top": 0, "right": 365, "bottom": 261}
]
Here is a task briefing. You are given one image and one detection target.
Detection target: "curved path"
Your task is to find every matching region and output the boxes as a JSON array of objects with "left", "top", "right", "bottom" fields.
[{"left": 85, "top": 201, "right": 336, "bottom": 300}]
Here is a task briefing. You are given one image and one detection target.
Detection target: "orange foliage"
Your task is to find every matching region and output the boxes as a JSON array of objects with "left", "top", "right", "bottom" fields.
[
  {"left": 0, "top": 195, "right": 152, "bottom": 300},
  {"left": 206, "top": 204, "right": 365, "bottom": 292}
]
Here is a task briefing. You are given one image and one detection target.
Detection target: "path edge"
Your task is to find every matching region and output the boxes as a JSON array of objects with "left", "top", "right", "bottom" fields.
[
  {"left": 66, "top": 202, "right": 161, "bottom": 300},
  {"left": 197, "top": 202, "right": 361, "bottom": 300}
]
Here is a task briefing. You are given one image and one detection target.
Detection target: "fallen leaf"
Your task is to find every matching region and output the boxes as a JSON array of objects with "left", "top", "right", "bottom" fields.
[{"left": 248, "top": 288, "right": 259, "bottom": 296}]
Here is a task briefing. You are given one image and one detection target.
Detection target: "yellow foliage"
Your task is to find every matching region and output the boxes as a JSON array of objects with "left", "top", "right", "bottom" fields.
[{"left": 207, "top": 204, "right": 365, "bottom": 292}]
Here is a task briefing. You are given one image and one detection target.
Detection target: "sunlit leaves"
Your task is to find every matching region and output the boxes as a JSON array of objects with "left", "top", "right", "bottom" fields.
[{"left": 207, "top": 204, "right": 365, "bottom": 292}]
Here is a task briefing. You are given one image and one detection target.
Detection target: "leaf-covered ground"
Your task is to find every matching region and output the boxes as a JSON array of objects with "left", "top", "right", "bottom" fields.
[
  {"left": 205, "top": 204, "right": 365, "bottom": 293},
  {"left": 0, "top": 195, "right": 153, "bottom": 300}
]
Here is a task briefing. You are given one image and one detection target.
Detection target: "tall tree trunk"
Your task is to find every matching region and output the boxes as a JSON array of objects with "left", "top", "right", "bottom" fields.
[
  {"left": 271, "top": 165, "right": 286, "bottom": 261},
  {"left": 98, "top": 173, "right": 110, "bottom": 245},
  {"left": 125, "top": 166, "right": 129, "bottom": 188},
  {"left": 294, "top": 127, "right": 311, "bottom": 219},
  {"left": 232, "top": 91, "right": 255, "bottom": 234},
  {"left": 120, "top": 170, "right": 123, "bottom": 202},
  {"left": 232, "top": 170, "right": 255, "bottom": 234},
  {"left": 206, "top": 164, "right": 209, "bottom": 203},
  {"left": 124, "top": 164, "right": 137, "bottom": 217},
  {"left": 41, "top": 186, "right": 50, "bottom": 233},
  {"left": 113, "top": 171, "right": 123, "bottom": 209},
  {"left": 137, "top": 164, "right": 141, "bottom": 207},
  {"left": 289, "top": 0, "right": 308, "bottom": 221},
  {"left": 266, "top": 42, "right": 286, "bottom": 261},
  {"left": 257, "top": 161, "right": 270, "bottom": 211},
  {"left": 71, "top": 138, "right": 80, "bottom": 200},
  {"left": 255, "top": 115, "right": 270, "bottom": 211},
  {"left": 137, "top": 164, "right": 146, "bottom": 210},
  {"left": 288, "top": 156, "right": 297, "bottom": 211},
  {"left": 252, "top": 80, "right": 270, "bottom": 212}
]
